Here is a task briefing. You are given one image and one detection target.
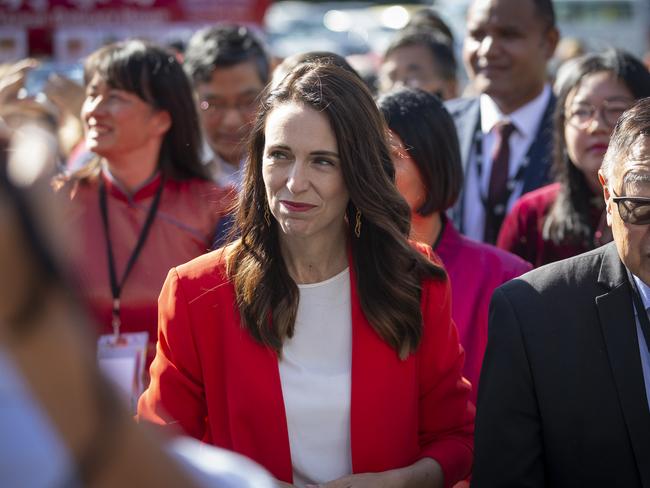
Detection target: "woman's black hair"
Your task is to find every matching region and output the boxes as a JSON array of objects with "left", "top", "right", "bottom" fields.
[{"left": 377, "top": 87, "right": 463, "bottom": 214}]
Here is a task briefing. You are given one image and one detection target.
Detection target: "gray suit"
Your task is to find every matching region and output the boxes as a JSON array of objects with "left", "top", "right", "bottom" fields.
[{"left": 445, "top": 96, "right": 555, "bottom": 235}]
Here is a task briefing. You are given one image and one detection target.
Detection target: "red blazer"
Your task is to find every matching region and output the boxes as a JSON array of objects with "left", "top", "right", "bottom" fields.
[{"left": 138, "top": 246, "right": 474, "bottom": 487}]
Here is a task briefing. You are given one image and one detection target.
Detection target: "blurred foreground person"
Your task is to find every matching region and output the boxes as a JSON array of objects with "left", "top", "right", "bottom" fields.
[
  {"left": 473, "top": 98, "right": 650, "bottom": 486},
  {"left": 139, "top": 63, "right": 474, "bottom": 488},
  {"left": 378, "top": 88, "right": 530, "bottom": 405},
  {"left": 56, "top": 40, "right": 230, "bottom": 370},
  {"left": 498, "top": 50, "right": 650, "bottom": 267},
  {"left": 0, "top": 105, "right": 273, "bottom": 488}
]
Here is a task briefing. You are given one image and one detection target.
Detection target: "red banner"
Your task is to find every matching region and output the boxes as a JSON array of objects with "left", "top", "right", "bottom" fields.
[{"left": 0, "top": 0, "right": 271, "bottom": 27}]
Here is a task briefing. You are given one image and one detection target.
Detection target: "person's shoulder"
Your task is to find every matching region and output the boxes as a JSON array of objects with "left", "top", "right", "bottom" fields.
[
  {"left": 511, "top": 182, "right": 560, "bottom": 217},
  {"left": 458, "top": 234, "right": 532, "bottom": 279},
  {"left": 168, "top": 177, "right": 235, "bottom": 220},
  {"left": 444, "top": 96, "right": 479, "bottom": 118},
  {"left": 170, "top": 177, "right": 232, "bottom": 199},
  {"left": 174, "top": 245, "right": 233, "bottom": 289},
  {"left": 501, "top": 243, "right": 609, "bottom": 296}
]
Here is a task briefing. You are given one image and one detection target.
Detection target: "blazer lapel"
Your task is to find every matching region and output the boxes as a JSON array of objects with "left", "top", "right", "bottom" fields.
[
  {"left": 521, "top": 95, "right": 555, "bottom": 194},
  {"left": 450, "top": 98, "right": 480, "bottom": 232},
  {"left": 596, "top": 244, "right": 650, "bottom": 485}
]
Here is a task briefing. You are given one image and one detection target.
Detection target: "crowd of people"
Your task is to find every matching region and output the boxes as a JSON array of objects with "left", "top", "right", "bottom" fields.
[{"left": 2, "top": 0, "right": 650, "bottom": 486}]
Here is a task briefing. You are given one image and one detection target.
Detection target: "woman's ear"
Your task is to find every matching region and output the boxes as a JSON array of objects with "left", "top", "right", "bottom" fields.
[
  {"left": 152, "top": 110, "right": 171, "bottom": 136},
  {"left": 598, "top": 170, "right": 613, "bottom": 226}
]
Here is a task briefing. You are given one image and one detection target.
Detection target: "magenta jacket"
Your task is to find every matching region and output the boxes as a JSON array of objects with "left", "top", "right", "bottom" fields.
[{"left": 435, "top": 218, "right": 532, "bottom": 404}]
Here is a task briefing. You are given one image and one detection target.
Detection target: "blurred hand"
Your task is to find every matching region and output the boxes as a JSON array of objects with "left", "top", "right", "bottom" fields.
[
  {"left": 44, "top": 74, "right": 84, "bottom": 119},
  {"left": 0, "top": 59, "right": 38, "bottom": 105},
  {"left": 306, "top": 471, "right": 400, "bottom": 488},
  {"left": 276, "top": 480, "right": 297, "bottom": 488}
]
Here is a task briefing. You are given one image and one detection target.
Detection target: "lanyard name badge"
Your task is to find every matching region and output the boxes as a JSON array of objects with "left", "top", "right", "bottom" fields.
[{"left": 96, "top": 175, "right": 164, "bottom": 410}]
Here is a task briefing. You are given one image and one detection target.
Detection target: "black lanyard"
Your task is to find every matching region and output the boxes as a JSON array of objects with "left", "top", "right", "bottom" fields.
[
  {"left": 627, "top": 270, "right": 650, "bottom": 357},
  {"left": 99, "top": 175, "right": 165, "bottom": 339},
  {"left": 473, "top": 126, "right": 528, "bottom": 218}
]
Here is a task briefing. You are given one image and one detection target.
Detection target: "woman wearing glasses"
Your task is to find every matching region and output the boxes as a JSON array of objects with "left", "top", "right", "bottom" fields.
[
  {"left": 497, "top": 50, "right": 650, "bottom": 267},
  {"left": 57, "top": 40, "right": 230, "bottom": 364}
]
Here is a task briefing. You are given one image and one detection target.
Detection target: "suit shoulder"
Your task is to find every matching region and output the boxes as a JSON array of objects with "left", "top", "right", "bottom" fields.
[
  {"left": 453, "top": 234, "right": 532, "bottom": 282},
  {"left": 500, "top": 244, "right": 607, "bottom": 298},
  {"left": 444, "top": 96, "right": 478, "bottom": 118}
]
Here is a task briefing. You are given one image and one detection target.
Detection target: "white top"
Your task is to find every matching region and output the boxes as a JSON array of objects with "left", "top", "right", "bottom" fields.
[
  {"left": 462, "top": 84, "right": 552, "bottom": 241},
  {"left": 201, "top": 141, "right": 243, "bottom": 189},
  {"left": 278, "top": 268, "right": 352, "bottom": 487}
]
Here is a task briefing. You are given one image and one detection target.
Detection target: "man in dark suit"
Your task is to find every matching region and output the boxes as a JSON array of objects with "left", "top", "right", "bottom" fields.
[
  {"left": 446, "top": 0, "right": 559, "bottom": 243},
  {"left": 473, "top": 99, "right": 650, "bottom": 486}
]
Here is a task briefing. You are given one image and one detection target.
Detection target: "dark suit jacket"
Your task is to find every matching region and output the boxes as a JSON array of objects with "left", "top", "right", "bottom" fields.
[
  {"left": 445, "top": 96, "right": 555, "bottom": 235},
  {"left": 473, "top": 242, "right": 650, "bottom": 487}
]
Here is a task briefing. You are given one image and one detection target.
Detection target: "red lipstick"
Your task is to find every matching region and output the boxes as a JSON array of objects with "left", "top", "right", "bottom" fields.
[{"left": 280, "top": 200, "right": 316, "bottom": 212}]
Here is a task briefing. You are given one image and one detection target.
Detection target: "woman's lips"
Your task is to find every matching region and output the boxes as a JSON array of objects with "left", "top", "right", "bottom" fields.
[
  {"left": 588, "top": 143, "right": 609, "bottom": 153},
  {"left": 280, "top": 200, "right": 316, "bottom": 212}
]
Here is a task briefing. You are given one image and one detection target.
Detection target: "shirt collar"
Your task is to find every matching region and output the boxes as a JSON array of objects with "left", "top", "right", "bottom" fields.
[
  {"left": 100, "top": 163, "right": 162, "bottom": 201},
  {"left": 201, "top": 141, "right": 243, "bottom": 189},
  {"left": 632, "top": 273, "right": 650, "bottom": 310},
  {"left": 480, "top": 84, "right": 552, "bottom": 139}
]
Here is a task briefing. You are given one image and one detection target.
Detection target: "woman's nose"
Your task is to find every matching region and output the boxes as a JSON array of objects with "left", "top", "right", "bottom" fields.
[{"left": 286, "top": 161, "right": 309, "bottom": 193}]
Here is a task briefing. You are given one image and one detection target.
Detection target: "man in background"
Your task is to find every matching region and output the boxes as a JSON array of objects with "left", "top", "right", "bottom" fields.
[
  {"left": 379, "top": 29, "right": 458, "bottom": 100},
  {"left": 184, "top": 24, "right": 270, "bottom": 188},
  {"left": 446, "top": 0, "right": 559, "bottom": 243}
]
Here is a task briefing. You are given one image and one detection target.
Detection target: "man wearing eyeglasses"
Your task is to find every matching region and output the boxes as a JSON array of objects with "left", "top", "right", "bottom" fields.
[
  {"left": 184, "top": 25, "right": 270, "bottom": 188},
  {"left": 473, "top": 98, "right": 650, "bottom": 486}
]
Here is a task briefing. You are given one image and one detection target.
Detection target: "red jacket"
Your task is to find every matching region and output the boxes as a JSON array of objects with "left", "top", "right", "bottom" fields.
[
  {"left": 63, "top": 171, "right": 231, "bottom": 361},
  {"left": 138, "top": 245, "right": 475, "bottom": 486},
  {"left": 497, "top": 183, "right": 610, "bottom": 267}
]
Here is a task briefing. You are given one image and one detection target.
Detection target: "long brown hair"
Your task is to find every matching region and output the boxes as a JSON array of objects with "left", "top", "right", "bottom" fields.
[{"left": 227, "top": 62, "right": 445, "bottom": 358}]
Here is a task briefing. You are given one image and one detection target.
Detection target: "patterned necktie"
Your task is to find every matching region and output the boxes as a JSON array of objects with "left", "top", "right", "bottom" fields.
[{"left": 484, "top": 121, "right": 516, "bottom": 243}]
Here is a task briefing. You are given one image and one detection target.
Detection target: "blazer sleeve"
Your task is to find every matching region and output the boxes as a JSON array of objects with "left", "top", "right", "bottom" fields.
[
  {"left": 472, "top": 286, "right": 545, "bottom": 487},
  {"left": 137, "top": 268, "right": 207, "bottom": 440},
  {"left": 418, "top": 276, "right": 475, "bottom": 486}
]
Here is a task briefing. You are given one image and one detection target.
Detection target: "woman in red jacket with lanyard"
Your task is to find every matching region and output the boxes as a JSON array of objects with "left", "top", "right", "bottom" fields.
[
  {"left": 138, "top": 62, "right": 474, "bottom": 487},
  {"left": 57, "top": 40, "right": 231, "bottom": 365}
]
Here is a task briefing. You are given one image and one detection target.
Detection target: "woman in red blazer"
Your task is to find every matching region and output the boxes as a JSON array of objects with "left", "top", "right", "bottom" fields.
[{"left": 138, "top": 62, "right": 474, "bottom": 487}]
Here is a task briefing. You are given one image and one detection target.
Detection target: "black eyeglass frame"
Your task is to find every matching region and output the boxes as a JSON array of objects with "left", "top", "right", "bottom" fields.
[{"left": 611, "top": 187, "right": 650, "bottom": 225}]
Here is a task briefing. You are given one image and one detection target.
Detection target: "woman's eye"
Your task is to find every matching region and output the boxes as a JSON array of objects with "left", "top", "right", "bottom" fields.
[
  {"left": 268, "top": 150, "right": 287, "bottom": 159},
  {"left": 314, "top": 158, "right": 334, "bottom": 166}
]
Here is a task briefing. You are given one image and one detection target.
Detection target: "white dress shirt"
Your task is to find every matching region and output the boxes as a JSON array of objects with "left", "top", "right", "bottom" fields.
[
  {"left": 201, "top": 141, "right": 243, "bottom": 189},
  {"left": 630, "top": 274, "right": 650, "bottom": 412},
  {"left": 462, "top": 85, "right": 552, "bottom": 241}
]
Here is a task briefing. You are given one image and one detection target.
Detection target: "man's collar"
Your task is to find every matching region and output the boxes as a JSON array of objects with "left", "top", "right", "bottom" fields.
[
  {"left": 632, "top": 273, "right": 650, "bottom": 309},
  {"left": 480, "top": 84, "right": 552, "bottom": 139}
]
